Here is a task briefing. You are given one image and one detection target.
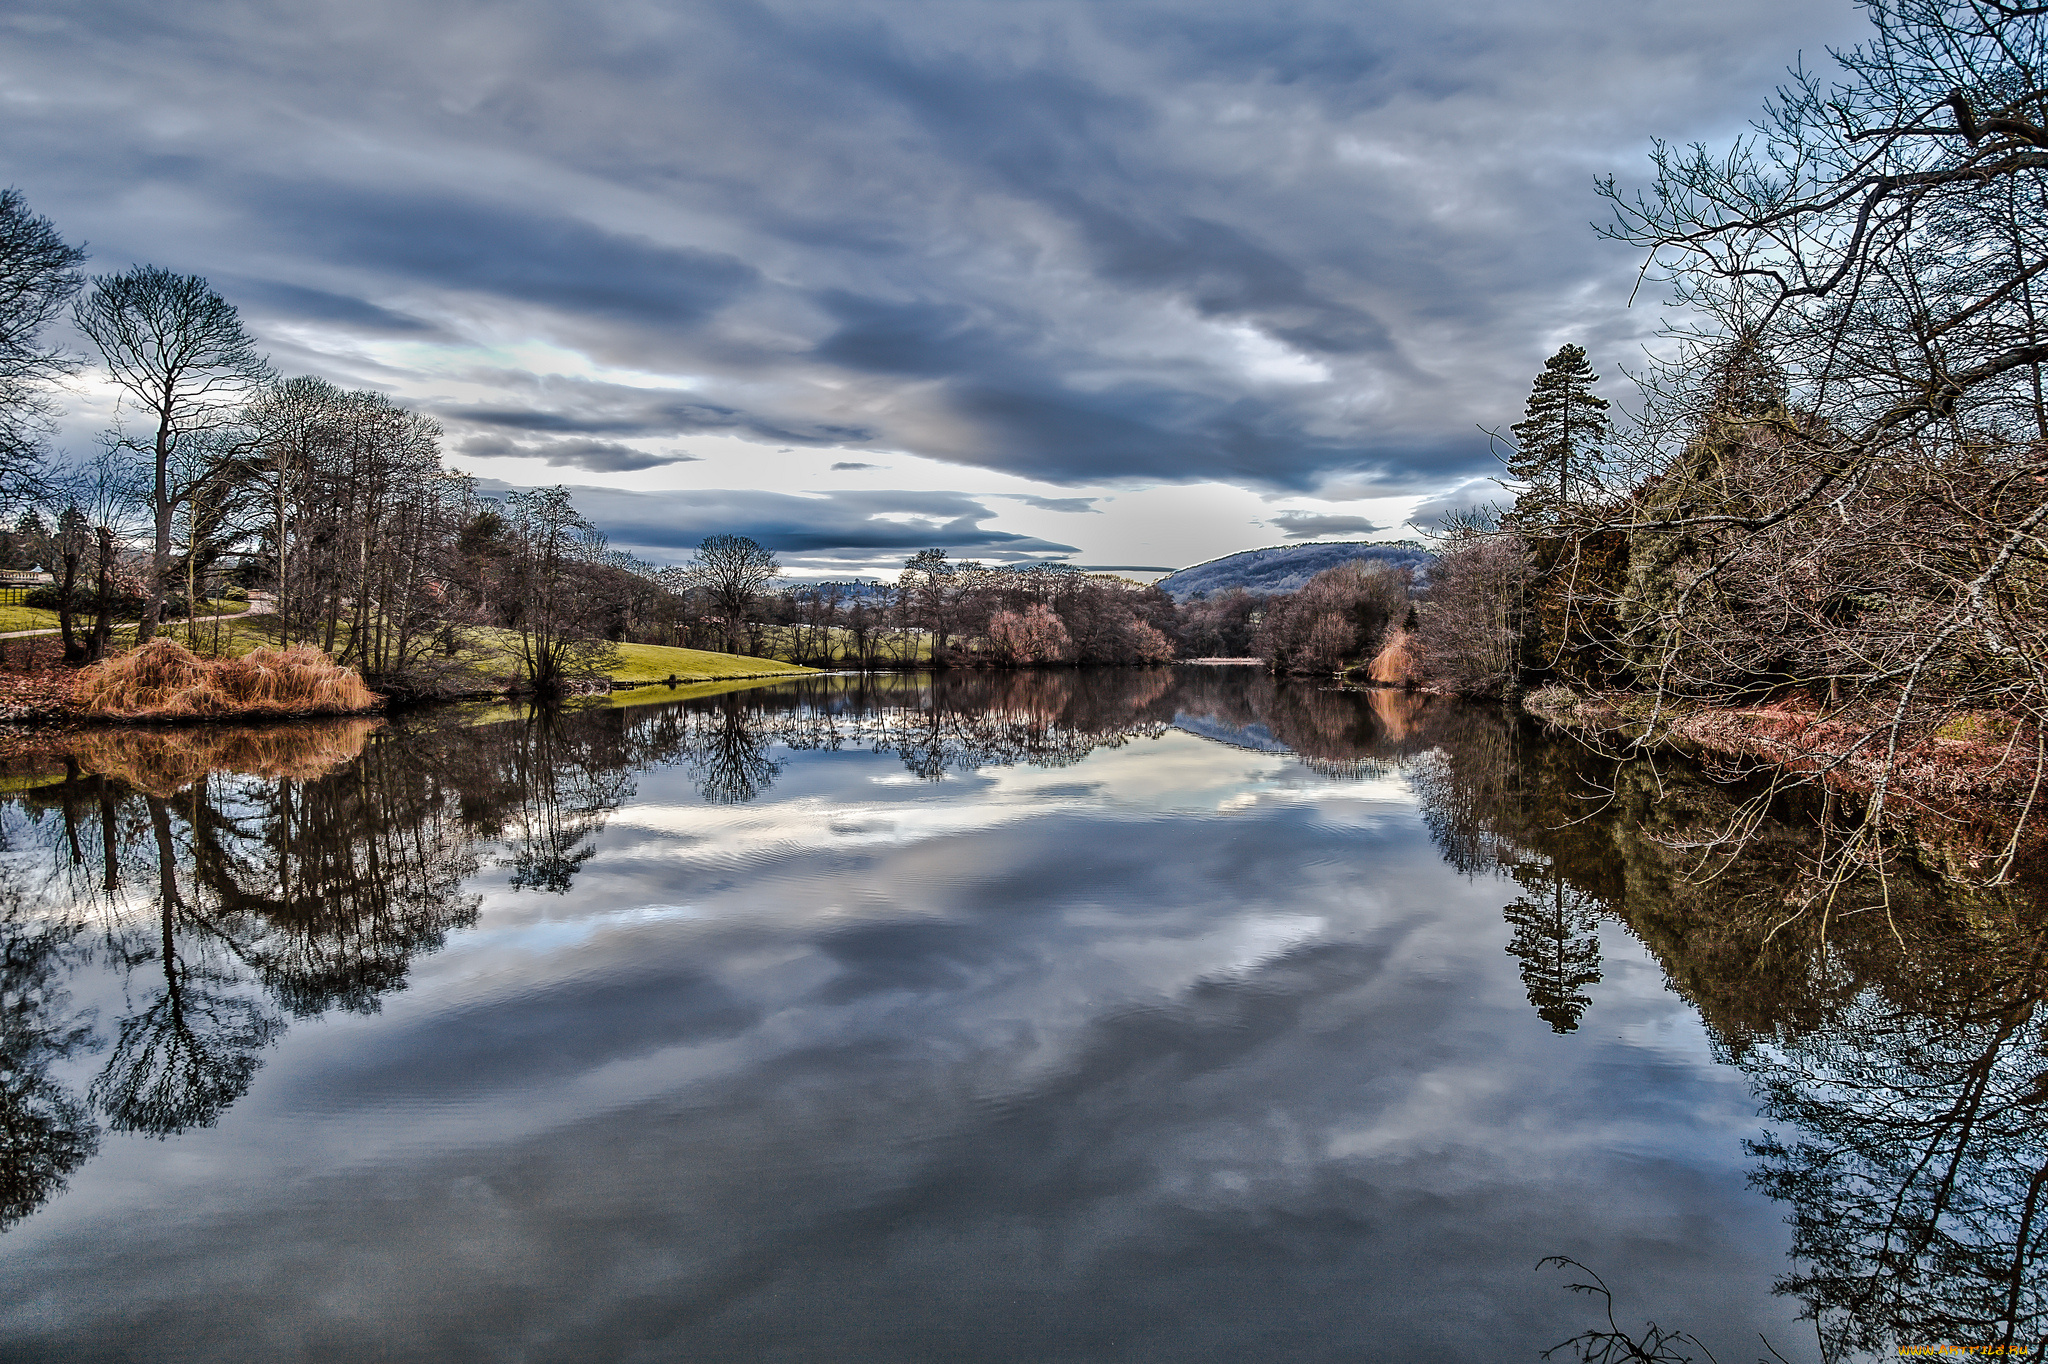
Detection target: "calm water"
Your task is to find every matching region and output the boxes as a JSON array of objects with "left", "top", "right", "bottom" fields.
[{"left": 0, "top": 667, "right": 2041, "bottom": 1362}]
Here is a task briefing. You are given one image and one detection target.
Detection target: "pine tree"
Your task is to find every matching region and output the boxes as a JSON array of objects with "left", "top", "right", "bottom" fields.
[{"left": 1508, "top": 344, "right": 1610, "bottom": 525}]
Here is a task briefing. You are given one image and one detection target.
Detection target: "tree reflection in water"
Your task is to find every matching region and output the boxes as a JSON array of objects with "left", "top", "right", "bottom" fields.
[
  {"left": 0, "top": 715, "right": 494, "bottom": 1222},
  {"left": 1502, "top": 866, "right": 1603, "bottom": 1033},
  {"left": 1741, "top": 924, "right": 2048, "bottom": 1357},
  {"left": 496, "top": 707, "right": 637, "bottom": 892},
  {"left": 1404, "top": 699, "right": 2048, "bottom": 1355},
  {"left": 0, "top": 880, "right": 98, "bottom": 1227}
]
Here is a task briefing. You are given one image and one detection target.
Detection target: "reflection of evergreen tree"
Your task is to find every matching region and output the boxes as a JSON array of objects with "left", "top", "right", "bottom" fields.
[
  {"left": 1388, "top": 664, "right": 2048, "bottom": 1352},
  {"left": 0, "top": 899, "right": 100, "bottom": 1227},
  {"left": 1501, "top": 864, "right": 1603, "bottom": 1033}
]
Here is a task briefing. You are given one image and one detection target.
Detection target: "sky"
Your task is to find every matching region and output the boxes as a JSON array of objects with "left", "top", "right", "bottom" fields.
[{"left": 1, "top": 0, "right": 1862, "bottom": 578}]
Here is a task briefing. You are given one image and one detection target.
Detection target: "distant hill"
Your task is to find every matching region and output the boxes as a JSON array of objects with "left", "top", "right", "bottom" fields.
[{"left": 1156, "top": 542, "right": 1434, "bottom": 602}]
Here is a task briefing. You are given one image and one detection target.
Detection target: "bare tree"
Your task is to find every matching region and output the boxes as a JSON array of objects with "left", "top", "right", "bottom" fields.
[
  {"left": 690, "top": 533, "right": 779, "bottom": 654},
  {"left": 243, "top": 375, "right": 340, "bottom": 649},
  {"left": 58, "top": 445, "right": 151, "bottom": 662},
  {"left": 1590, "top": 0, "right": 2048, "bottom": 874},
  {"left": 0, "top": 188, "right": 87, "bottom": 511},
  {"left": 502, "top": 486, "right": 619, "bottom": 695},
  {"left": 1417, "top": 520, "right": 1529, "bottom": 698},
  {"left": 74, "top": 268, "right": 269, "bottom": 642}
]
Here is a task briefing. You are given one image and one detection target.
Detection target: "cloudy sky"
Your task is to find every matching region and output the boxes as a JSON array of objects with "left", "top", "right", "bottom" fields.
[{"left": 3, "top": 0, "right": 1859, "bottom": 576}]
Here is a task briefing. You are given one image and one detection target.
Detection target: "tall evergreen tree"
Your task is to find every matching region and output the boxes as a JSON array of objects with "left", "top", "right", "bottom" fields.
[{"left": 1508, "top": 343, "right": 1610, "bottom": 524}]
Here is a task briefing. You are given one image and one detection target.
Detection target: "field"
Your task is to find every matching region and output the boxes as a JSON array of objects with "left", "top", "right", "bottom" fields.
[
  {"left": 0, "top": 599, "right": 251, "bottom": 635},
  {"left": 458, "top": 630, "right": 818, "bottom": 686},
  {"left": 0, "top": 610, "right": 814, "bottom": 719},
  {"left": 608, "top": 640, "right": 816, "bottom": 683}
]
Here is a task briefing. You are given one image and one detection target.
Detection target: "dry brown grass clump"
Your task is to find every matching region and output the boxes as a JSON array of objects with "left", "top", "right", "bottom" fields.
[
  {"left": 62, "top": 719, "right": 382, "bottom": 796},
  {"left": 76, "top": 639, "right": 380, "bottom": 719}
]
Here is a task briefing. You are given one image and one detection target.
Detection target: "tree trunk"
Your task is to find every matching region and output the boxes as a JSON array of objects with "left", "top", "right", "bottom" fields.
[
  {"left": 90, "top": 526, "right": 115, "bottom": 662},
  {"left": 141, "top": 405, "right": 174, "bottom": 646},
  {"left": 57, "top": 547, "right": 81, "bottom": 662}
]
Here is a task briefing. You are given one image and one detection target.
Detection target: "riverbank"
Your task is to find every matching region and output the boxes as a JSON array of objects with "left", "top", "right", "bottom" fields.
[
  {"left": 0, "top": 632, "right": 819, "bottom": 728},
  {"left": 1520, "top": 685, "right": 2041, "bottom": 854}
]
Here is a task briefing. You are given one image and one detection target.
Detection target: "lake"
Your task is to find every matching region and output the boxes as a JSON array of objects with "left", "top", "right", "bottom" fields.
[{"left": 0, "top": 666, "right": 2040, "bottom": 1361}]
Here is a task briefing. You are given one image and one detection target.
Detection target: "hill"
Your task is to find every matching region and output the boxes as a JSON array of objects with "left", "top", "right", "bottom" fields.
[{"left": 1156, "top": 542, "right": 1434, "bottom": 602}]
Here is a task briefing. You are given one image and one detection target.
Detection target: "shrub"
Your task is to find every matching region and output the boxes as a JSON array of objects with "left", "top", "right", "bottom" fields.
[
  {"left": 76, "top": 639, "right": 380, "bottom": 719},
  {"left": 22, "top": 584, "right": 148, "bottom": 617},
  {"left": 988, "top": 603, "right": 1072, "bottom": 664},
  {"left": 1365, "top": 627, "right": 1422, "bottom": 686}
]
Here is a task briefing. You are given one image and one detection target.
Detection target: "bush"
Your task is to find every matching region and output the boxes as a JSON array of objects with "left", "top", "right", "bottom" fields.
[
  {"left": 22, "top": 584, "right": 148, "bottom": 618},
  {"left": 76, "top": 639, "right": 380, "bottom": 718}
]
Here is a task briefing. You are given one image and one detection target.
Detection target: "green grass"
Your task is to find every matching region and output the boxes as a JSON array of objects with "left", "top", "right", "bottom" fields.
[
  {"left": 0, "top": 604, "right": 58, "bottom": 632},
  {"left": 608, "top": 640, "right": 816, "bottom": 683},
  {"left": 602, "top": 673, "right": 808, "bottom": 708},
  {"left": 0, "top": 598, "right": 249, "bottom": 635},
  {"left": 444, "top": 673, "right": 809, "bottom": 727},
  {"left": 6, "top": 609, "right": 815, "bottom": 695},
  {"left": 0, "top": 768, "right": 67, "bottom": 796},
  {"left": 456, "top": 628, "right": 818, "bottom": 689}
]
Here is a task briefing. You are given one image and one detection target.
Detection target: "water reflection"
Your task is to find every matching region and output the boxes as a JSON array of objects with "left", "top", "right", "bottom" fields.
[
  {"left": 0, "top": 889, "right": 96, "bottom": 1228},
  {"left": 1409, "top": 700, "right": 2048, "bottom": 1353},
  {"left": 0, "top": 717, "right": 486, "bottom": 1220},
  {"left": 0, "top": 669, "right": 2041, "bottom": 1358},
  {"left": 0, "top": 672, "right": 1422, "bottom": 1232}
]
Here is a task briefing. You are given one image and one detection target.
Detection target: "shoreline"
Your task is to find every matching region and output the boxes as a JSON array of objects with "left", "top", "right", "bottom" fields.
[{"left": 1519, "top": 687, "right": 2041, "bottom": 865}]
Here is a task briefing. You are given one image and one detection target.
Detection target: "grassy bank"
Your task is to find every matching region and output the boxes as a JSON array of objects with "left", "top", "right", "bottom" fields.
[
  {"left": 0, "top": 598, "right": 250, "bottom": 634},
  {"left": 607, "top": 640, "right": 819, "bottom": 684},
  {"left": 751, "top": 624, "right": 931, "bottom": 667},
  {"left": 0, "top": 622, "right": 817, "bottom": 725}
]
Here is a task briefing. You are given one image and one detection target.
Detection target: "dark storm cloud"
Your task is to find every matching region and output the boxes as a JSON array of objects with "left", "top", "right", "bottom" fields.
[
  {"left": 1055, "top": 200, "right": 1405, "bottom": 360},
  {"left": 230, "top": 279, "right": 441, "bottom": 335},
  {"left": 460, "top": 435, "right": 700, "bottom": 472},
  {"left": 1268, "top": 511, "right": 1383, "bottom": 539},
  {"left": 831, "top": 462, "right": 881, "bottom": 471},
  {"left": 0, "top": 0, "right": 1861, "bottom": 495},
  {"left": 472, "top": 479, "right": 1077, "bottom": 566},
  {"left": 446, "top": 380, "right": 874, "bottom": 447},
  {"left": 239, "top": 183, "right": 763, "bottom": 328}
]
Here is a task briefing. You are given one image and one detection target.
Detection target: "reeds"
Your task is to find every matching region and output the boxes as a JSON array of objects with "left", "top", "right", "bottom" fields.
[{"left": 75, "top": 638, "right": 381, "bottom": 720}]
